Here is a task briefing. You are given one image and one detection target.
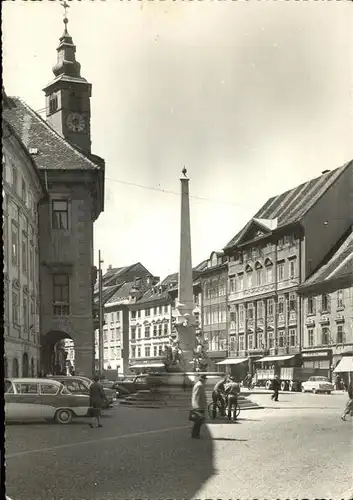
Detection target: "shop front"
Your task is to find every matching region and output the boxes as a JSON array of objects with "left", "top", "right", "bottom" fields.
[
  {"left": 301, "top": 349, "right": 332, "bottom": 380},
  {"left": 216, "top": 357, "right": 249, "bottom": 380}
]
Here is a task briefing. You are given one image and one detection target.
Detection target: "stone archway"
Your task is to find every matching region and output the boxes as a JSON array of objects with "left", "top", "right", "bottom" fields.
[
  {"left": 22, "top": 353, "right": 29, "bottom": 377},
  {"left": 41, "top": 330, "right": 75, "bottom": 376}
]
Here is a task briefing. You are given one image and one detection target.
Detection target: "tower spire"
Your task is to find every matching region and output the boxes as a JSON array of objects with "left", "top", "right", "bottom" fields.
[{"left": 52, "top": 1, "right": 81, "bottom": 79}]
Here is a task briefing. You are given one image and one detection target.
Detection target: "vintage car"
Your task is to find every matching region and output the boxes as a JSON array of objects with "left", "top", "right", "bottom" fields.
[
  {"left": 48, "top": 376, "right": 116, "bottom": 408},
  {"left": 5, "top": 378, "right": 90, "bottom": 424},
  {"left": 301, "top": 376, "right": 334, "bottom": 394},
  {"left": 100, "top": 380, "right": 131, "bottom": 399}
]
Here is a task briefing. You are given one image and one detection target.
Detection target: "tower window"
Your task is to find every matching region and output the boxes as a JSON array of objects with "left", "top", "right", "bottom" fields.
[
  {"left": 49, "top": 94, "right": 58, "bottom": 114},
  {"left": 52, "top": 199, "right": 69, "bottom": 230}
]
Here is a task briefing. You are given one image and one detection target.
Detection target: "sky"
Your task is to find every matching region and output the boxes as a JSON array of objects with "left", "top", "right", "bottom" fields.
[{"left": 3, "top": 0, "right": 353, "bottom": 280}]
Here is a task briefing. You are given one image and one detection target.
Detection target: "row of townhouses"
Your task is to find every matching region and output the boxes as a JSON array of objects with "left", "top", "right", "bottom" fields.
[{"left": 93, "top": 162, "right": 353, "bottom": 382}]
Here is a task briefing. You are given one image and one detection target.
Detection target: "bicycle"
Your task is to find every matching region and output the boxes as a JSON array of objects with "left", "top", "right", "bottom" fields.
[{"left": 207, "top": 399, "right": 241, "bottom": 420}]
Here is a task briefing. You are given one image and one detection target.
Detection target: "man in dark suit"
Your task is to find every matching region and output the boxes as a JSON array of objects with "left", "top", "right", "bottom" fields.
[{"left": 271, "top": 374, "right": 281, "bottom": 402}]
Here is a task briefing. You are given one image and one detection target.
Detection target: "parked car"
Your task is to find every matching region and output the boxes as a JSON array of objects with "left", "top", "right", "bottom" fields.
[
  {"left": 5, "top": 378, "right": 90, "bottom": 424},
  {"left": 48, "top": 376, "right": 116, "bottom": 408},
  {"left": 301, "top": 376, "right": 334, "bottom": 394},
  {"left": 100, "top": 380, "right": 131, "bottom": 399},
  {"left": 114, "top": 375, "right": 149, "bottom": 394}
]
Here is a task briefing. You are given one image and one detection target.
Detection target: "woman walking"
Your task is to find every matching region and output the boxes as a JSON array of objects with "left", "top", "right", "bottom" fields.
[
  {"left": 89, "top": 375, "right": 106, "bottom": 428},
  {"left": 191, "top": 374, "right": 207, "bottom": 439}
]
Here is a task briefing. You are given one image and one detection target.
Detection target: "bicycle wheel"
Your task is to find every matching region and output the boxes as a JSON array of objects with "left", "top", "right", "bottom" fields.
[
  {"left": 207, "top": 401, "right": 219, "bottom": 420},
  {"left": 235, "top": 404, "right": 241, "bottom": 418}
]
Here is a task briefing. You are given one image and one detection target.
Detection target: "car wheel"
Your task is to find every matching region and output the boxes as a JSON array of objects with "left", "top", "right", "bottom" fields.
[
  {"left": 312, "top": 388, "right": 318, "bottom": 394},
  {"left": 55, "top": 408, "right": 73, "bottom": 425}
]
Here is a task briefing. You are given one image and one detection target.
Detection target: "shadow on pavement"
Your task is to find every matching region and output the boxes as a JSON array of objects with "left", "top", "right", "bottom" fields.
[
  {"left": 206, "top": 420, "right": 243, "bottom": 425},
  {"left": 210, "top": 437, "right": 248, "bottom": 442}
]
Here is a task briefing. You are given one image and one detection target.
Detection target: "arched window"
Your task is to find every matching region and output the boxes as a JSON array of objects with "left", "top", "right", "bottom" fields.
[
  {"left": 30, "top": 357, "right": 35, "bottom": 377},
  {"left": 22, "top": 353, "right": 29, "bottom": 377},
  {"left": 219, "top": 276, "right": 227, "bottom": 296},
  {"left": 4, "top": 357, "right": 8, "bottom": 378},
  {"left": 12, "top": 358, "right": 19, "bottom": 377}
]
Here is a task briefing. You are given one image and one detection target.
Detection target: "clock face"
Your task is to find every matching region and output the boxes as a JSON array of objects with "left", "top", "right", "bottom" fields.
[{"left": 66, "top": 112, "right": 86, "bottom": 132}]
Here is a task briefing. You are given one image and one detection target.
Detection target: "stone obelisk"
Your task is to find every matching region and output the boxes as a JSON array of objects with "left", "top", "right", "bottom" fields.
[{"left": 174, "top": 168, "right": 197, "bottom": 372}]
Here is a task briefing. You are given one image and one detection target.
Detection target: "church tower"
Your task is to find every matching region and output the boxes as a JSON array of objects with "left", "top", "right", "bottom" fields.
[{"left": 43, "top": 8, "right": 92, "bottom": 153}]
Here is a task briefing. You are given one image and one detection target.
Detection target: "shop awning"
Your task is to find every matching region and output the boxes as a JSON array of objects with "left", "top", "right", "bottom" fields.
[
  {"left": 130, "top": 363, "right": 165, "bottom": 369},
  {"left": 216, "top": 358, "right": 248, "bottom": 366},
  {"left": 333, "top": 356, "right": 353, "bottom": 373},
  {"left": 255, "top": 355, "right": 295, "bottom": 363}
]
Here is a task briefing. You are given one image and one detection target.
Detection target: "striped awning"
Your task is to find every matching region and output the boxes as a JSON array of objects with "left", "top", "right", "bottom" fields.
[
  {"left": 255, "top": 355, "right": 295, "bottom": 363},
  {"left": 216, "top": 358, "right": 248, "bottom": 366},
  {"left": 333, "top": 356, "right": 353, "bottom": 373}
]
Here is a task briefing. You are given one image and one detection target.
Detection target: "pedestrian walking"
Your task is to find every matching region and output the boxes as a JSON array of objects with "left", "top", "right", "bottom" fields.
[
  {"left": 271, "top": 374, "right": 281, "bottom": 402},
  {"left": 341, "top": 379, "right": 353, "bottom": 422},
  {"left": 211, "top": 375, "right": 228, "bottom": 417},
  {"left": 224, "top": 376, "right": 240, "bottom": 421},
  {"left": 89, "top": 375, "right": 106, "bottom": 428},
  {"left": 190, "top": 374, "right": 207, "bottom": 439}
]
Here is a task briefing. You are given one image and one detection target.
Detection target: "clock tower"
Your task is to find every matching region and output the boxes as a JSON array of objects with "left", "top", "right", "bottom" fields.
[{"left": 43, "top": 12, "right": 92, "bottom": 153}]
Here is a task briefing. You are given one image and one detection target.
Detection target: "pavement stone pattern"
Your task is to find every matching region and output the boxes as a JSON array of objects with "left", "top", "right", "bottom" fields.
[{"left": 5, "top": 392, "right": 353, "bottom": 500}]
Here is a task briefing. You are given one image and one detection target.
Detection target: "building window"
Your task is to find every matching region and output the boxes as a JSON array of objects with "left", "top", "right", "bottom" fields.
[
  {"left": 289, "top": 328, "right": 297, "bottom": 346},
  {"left": 158, "top": 324, "right": 162, "bottom": 336},
  {"left": 145, "top": 308, "right": 150, "bottom": 317},
  {"left": 337, "top": 290, "right": 344, "bottom": 309},
  {"left": 145, "top": 346, "right": 151, "bottom": 357},
  {"left": 307, "top": 297, "right": 315, "bottom": 315},
  {"left": 238, "top": 335, "right": 244, "bottom": 351},
  {"left": 23, "top": 295, "right": 28, "bottom": 332},
  {"left": 153, "top": 307, "right": 157, "bottom": 315},
  {"left": 49, "top": 94, "right": 58, "bottom": 114},
  {"left": 131, "top": 311, "right": 136, "bottom": 319},
  {"left": 219, "top": 303, "right": 227, "bottom": 323},
  {"left": 268, "top": 331, "right": 274, "bottom": 349},
  {"left": 21, "top": 178, "right": 27, "bottom": 204},
  {"left": 158, "top": 345, "right": 163, "bottom": 356},
  {"left": 145, "top": 326, "right": 150, "bottom": 338},
  {"left": 247, "top": 303, "right": 254, "bottom": 320},
  {"left": 248, "top": 334, "right": 253, "bottom": 350},
  {"left": 278, "top": 330, "right": 284, "bottom": 347},
  {"left": 277, "top": 262, "right": 284, "bottom": 281},
  {"left": 256, "top": 269, "right": 263, "bottom": 286},
  {"left": 337, "top": 325, "right": 344, "bottom": 344},
  {"left": 219, "top": 277, "right": 226, "bottom": 296},
  {"left": 289, "top": 293, "right": 297, "bottom": 312},
  {"left": 211, "top": 304, "right": 218, "bottom": 324},
  {"left": 289, "top": 259, "right": 296, "bottom": 279},
  {"left": 266, "top": 266, "right": 273, "bottom": 284},
  {"left": 164, "top": 305, "right": 168, "bottom": 314},
  {"left": 258, "top": 332, "right": 264, "bottom": 349},
  {"left": 137, "top": 347, "right": 141, "bottom": 358},
  {"left": 22, "top": 232, "right": 27, "bottom": 274},
  {"left": 131, "top": 346, "right": 136, "bottom": 358},
  {"left": 12, "top": 165, "right": 18, "bottom": 192},
  {"left": 247, "top": 272, "right": 253, "bottom": 288},
  {"left": 12, "top": 290, "right": 19, "bottom": 325},
  {"left": 153, "top": 345, "right": 158, "bottom": 357},
  {"left": 103, "top": 332, "right": 108, "bottom": 342},
  {"left": 267, "top": 299, "right": 274, "bottom": 316},
  {"left": 308, "top": 328, "right": 314, "bottom": 347},
  {"left": 321, "top": 327, "right": 329, "bottom": 345},
  {"left": 153, "top": 325, "right": 157, "bottom": 337},
  {"left": 163, "top": 323, "right": 168, "bottom": 335},
  {"left": 111, "top": 329, "right": 116, "bottom": 340},
  {"left": 239, "top": 304, "right": 244, "bottom": 323},
  {"left": 137, "top": 327, "right": 141, "bottom": 339},
  {"left": 229, "top": 277, "right": 236, "bottom": 294},
  {"left": 321, "top": 294, "right": 330, "bottom": 312},
  {"left": 53, "top": 274, "right": 70, "bottom": 315},
  {"left": 11, "top": 221, "right": 18, "bottom": 266},
  {"left": 257, "top": 301, "right": 264, "bottom": 318},
  {"left": 137, "top": 310, "right": 141, "bottom": 318},
  {"left": 52, "top": 200, "right": 69, "bottom": 230},
  {"left": 203, "top": 306, "right": 211, "bottom": 326},
  {"left": 278, "top": 296, "right": 284, "bottom": 315}
]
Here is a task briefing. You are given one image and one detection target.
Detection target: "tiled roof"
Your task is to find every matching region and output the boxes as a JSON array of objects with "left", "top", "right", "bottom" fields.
[
  {"left": 3, "top": 97, "right": 101, "bottom": 171},
  {"left": 93, "top": 284, "right": 121, "bottom": 305},
  {"left": 102, "top": 262, "right": 154, "bottom": 287},
  {"left": 105, "top": 282, "right": 135, "bottom": 305},
  {"left": 301, "top": 229, "right": 353, "bottom": 289},
  {"left": 224, "top": 161, "right": 352, "bottom": 250}
]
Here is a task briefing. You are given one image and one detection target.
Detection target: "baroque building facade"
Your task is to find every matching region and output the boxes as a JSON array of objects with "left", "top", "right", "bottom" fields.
[
  {"left": 223, "top": 162, "right": 353, "bottom": 379},
  {"left": 298, "top": 228, "right": 353, "bottom": 381},
  {"left": 4, "top": 17, "right": 105, "bottom": 377},
  {"left": 3, "top": 96, "right": 46, "bottom": 378}
]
